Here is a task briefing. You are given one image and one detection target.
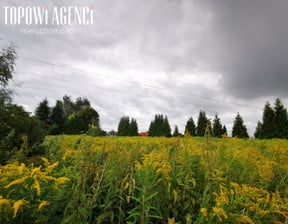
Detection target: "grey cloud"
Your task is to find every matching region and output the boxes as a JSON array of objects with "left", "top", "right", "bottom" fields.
[
  {"left": 2, "top": 0, "right": 288, "bottom": 136},
  {"left": 198, "top": 0, "right": 288, "bottom": 99}
]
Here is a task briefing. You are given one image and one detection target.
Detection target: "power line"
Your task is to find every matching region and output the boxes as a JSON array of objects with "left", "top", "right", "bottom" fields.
[{"left": 20, "top": 56, "right": 261, "bottom": 110}]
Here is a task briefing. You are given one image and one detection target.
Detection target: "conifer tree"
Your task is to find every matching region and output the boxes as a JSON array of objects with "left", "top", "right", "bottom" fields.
[
  {"left": 148, "top": 114, "right": 171, "bottom": 137},
  {"left": 185, "top": 117, "right": 196, "bottom": 136},
  {"left": 163, "top": 116, "right": 171, "bottom": 137},
  {"left": 50, "top": 100, "right": 65, "bottom": 134},
  {"left": 260, "top": 102, "right": 275, "bottom": 139},
  {"left": 212, "top": 114, "right": 223, "bottom": 138},
  {"left": 196, "top": 110, "right": 207, "bottom": 136},
  {"left": 222, "top": 125, "right": 227, "bottom": 136},
  {"left": 128, "top": 118, "right": 138, "bottom": 136},
  {"left": 117, "top": 116, "right": 130, "bottom": 136},
  {"left": 35, "top": 99, "right": 51, "bottom": 126},
  {"left": 232, "top": 113, "right": 249, "bottom": 138},
  {"left": 173, "top": 125, "right": 180, "bottom": 137},
  {"left": 274, "top": 98, "right": 288, "bottom": 138},
  {"left": 254, "top": 121, "right": 262, "bottom": 139}
]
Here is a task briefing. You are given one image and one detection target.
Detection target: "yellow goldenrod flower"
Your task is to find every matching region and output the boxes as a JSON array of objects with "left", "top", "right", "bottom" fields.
[
  {"left": 62, "top": 149, "right": 73, "bottom": 160},
  {"left": 200, "top": 208, "right": 208, "bottom": 217},
  {"left": 31, "top": 166, "right": 42, "bottom": 176},
  {"left": 33, "top": 178, "right": 41, "bottom": 196},
  {"left": 46, "top": 162, "right": 59, "bottom": 173},
  {"left": 258, "top": 161, "right": 274, "bottom": 182},
  {"left": 167, "top": 217, "right": 175, "bottom": 224},
  {"left": 38, "top": 200, "right": 49, "bottom": 211},
  {"left": 213, "top": 185, "right": 229, "bottom": 207},
  {"left": 135, "top": 161, "right": 143, "bottom": 170},
  {"left": 0, "top": 196, "right": 10, "bottom": 207},
  {"left": 4, "top": 176, "right": 28, "bottom": 189},
  {"left": 41, "top": 157, "right": 49, "bottom": 166},
  {"left": 13, "top": 199, "right": 26, "bottom": 218},
  {"left": 237, "top": 215, "right": 255, "bottom": 224},
  {"left": 231, "top": 182, "right": 242, "bottom": 195},
  {"left": 212, "top": 207, "right": 228, "bottom": 222},
  {"left": 56, "top": 177, "right": 70, "bottom": 184},
  {"left": 17, "top": 163, "right": 26, "bottom": 174}
]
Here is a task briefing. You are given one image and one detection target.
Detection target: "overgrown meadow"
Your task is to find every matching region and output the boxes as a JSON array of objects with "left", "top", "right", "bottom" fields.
[{"left": 1, "top": 136, "right": 288, "bottom": 223}]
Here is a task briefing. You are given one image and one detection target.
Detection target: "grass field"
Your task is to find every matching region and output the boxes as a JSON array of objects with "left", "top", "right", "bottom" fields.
[{"left": 1, "top": 136, "right": 288, "bottom": 223}]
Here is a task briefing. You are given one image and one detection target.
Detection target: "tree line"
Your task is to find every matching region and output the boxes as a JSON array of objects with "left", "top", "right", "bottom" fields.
[
  {"left": 117, "top": 97, "right": 288, "bottom": 139},
  {"left": 35, "top": 96, "right": 104, "bottom": 136},
  {"left": 1, "top": 45, "right": 288, "bottom": 163},
  {"left": 254, "top": 98, "right": 288, "bottom": 139},
  {"left": 116, "top": 111, "right": 244, "bottom": 138}
]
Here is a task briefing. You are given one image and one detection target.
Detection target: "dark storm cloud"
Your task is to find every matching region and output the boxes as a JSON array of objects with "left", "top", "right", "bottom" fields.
[{"left": 200, "top": 0, "right": 288, "bottom": 99}]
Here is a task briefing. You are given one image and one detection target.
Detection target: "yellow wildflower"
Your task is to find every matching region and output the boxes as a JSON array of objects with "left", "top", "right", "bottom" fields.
[
  {"left": 212, "top": 207, "right": 228, "bottom": 222},
  {"left": 168, "top": 217, "right": 175, "bottom": 224},
  {"left": 200, "top": 207, "right": 208, "bottom": 217},
  {"left": 237, "top": 216, "right": 254, "bottom": 224},
  {"left": 31, "top": 166, "right": 42, "bottom": 176},
  {"left": 4, "top": 176, "right": 28, "bottom": 189},
  {"left": 33, "top": 178, "right": 41, "bottom": 196},
  {"left": 231, "top": 182, "right": 242, "bottom": 195},
  {"left": 40, "top": 175, "right": 57, "bottom": 181},
  {"left": 56, "top": 177, "right": 70, "bottom": 184},
  {"left": 38, "top": 200, "right": 49, "bottom": 211},
  {"left": 258, "top": 161, "right": 274, "bottom": 181},
  {"left": 13, "top": 199, "right": 26, "bottom": 218},
  {"left": 41, "top": 157, "right": 49, "bottom": 166},
  {"left": 0, "top": 196, "right": 10, "bottom": 207},
  {"left": 62, "top": 149, "right": 73, "bottom": 160},
  {"left": 46, "top": 162, "right": 59, "bottom": 173},
  {"left": 135, "top": 161, "right": 143, "bottom": 170},
  {"left": 17, "top": 163, "right": 26, "bottom": 174},
  {"left": 213, "top": 185, "right": 229, "bottom": 207}
]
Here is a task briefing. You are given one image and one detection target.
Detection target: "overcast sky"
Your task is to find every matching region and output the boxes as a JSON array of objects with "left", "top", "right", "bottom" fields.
[{"left": 1, "top": 0, "right": 288, "bottom": 136}]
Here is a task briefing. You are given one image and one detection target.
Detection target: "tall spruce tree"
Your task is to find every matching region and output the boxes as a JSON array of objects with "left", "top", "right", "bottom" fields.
[
  {"left": 254, "top": 121, "right": 263, "bottom": 139},
  {"left": 117, "top": 116, "right": 130, "bottom": 136},
  {"left": 185, "top": 117, "right": 196, "bottom": 136},
  {"left": 274, "top": 98, "right": 288, "bottom": 138},
  {"left": 260, "top": 102, "right": 275, "bottom": 139},
  {"left": 128, "top": 118, "right": 138, "bottom": 136},
  {"left": 173, "top": 125, "right": 180, "bottom": 137},
  {"left": 148, "top": 114, "right": 160, "bottom": 136},
  {"left": 212, "top": 114, "right": 223, "bottom": 138},
  {"left": 50, "top": 100, "right": 65, "bottom": 134},
  {"left": 232, "top": 113, "right": 249, "bottom": 138},
  {"left": 196, "top": 110, "right": 207, "bottom": 136},
  {"left": 148, "top": 114, "right": 171, "bottom": 137},
  {"left": 163, "top": 116, "right": 171, "bottom": 137},
  {"left": 222, "top": 125, "right": 227, "bottom": 136},
  {"left": 35, "top": 99, "right": 51, "bottom": 126}
]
